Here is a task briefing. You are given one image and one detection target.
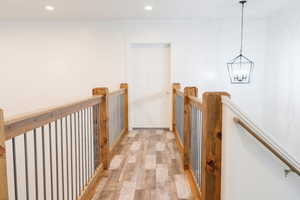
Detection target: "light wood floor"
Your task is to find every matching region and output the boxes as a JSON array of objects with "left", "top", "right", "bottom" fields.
[{"left": 92, "top": 129, "right": 193, "bottom": 200}]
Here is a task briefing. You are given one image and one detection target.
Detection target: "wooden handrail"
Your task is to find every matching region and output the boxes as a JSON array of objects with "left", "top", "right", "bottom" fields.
[
  {"left": 109, "top": 88, "right": 125, "bottom": 96},
  {"left": 175, "top": 89, "right": 184, "bottom": 97},
  {"left": 187, "top": 95, "right": 204, "bottom": 111},
  {"left": 4, "top": 96, "right": 103, "bottom": 140},
  {"left": 234, "top": 117, "right": 300, "bottom": 176}
]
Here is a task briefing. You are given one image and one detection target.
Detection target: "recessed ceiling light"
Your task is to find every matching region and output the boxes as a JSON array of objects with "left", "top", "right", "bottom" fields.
[
  {"left": 45, "top": 5, "right": 55, "bottom": 11},
  {"left": 144, "top": 6, "right": 153, "bottom": 11}
]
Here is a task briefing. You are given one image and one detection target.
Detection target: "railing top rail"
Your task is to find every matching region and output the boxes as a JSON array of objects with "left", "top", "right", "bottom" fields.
[
  {"left": 222, "top": 96, "right": 300, "bottom": 176},
  {"left": 175, "top": 89, "right": 184, "bottom": 97},
  {"left": 187, "top": 95, "right": 204, "bottom": 111},
  {"left": 4, "top": 96, "right": 103, "bottom": 141},
  {"left": 109, "top": 88, "right": 126, "bottom": 97}
]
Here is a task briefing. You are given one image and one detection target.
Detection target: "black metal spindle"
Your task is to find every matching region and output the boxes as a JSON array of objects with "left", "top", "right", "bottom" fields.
[
  {"left": 34, "top": 129, "right": 39, "bottom": 200},
  {"left": 12, "top": 138, "right": 18, "bottom": 200},
  {"left": 42, "top": 126, "right": 47, "bottom": 200},
  {"left": 70, "top": 114, "right": 74, "bottom": 200},
  {"left": 49, "top": 124, "right": 54, "bottom": 200},
  {"left": 55, "top": 121, "right": 60, "bottom": 200},
  {"left": 61, "top": 119, "right": 65, "bottom": 200},
  {"left": 66, "top": 117, "right": 70, "bottom": 200},
  {"left": 24, "top": 133, "right": 29, "bottom": 200}
]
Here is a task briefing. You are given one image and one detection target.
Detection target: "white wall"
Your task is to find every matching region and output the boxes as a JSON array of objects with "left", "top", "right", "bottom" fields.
[
  {"left": 222, "top": 99, "right": 300, "bottom": 200},
  {"left": 0, "top": 20, "right": 223, "bottom": 118},
  {"left": 0, "top": 22, "right": 126, "bottom": 117},
  {"left": 0, "top": 19, "right": 267, "bottom": 120},
  {"left": 262, "top": 7, "right": 300, "bottom": 161}
]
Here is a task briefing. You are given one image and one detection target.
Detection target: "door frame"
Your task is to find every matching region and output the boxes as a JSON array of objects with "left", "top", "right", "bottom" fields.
[{"left": 125, "top": 42, "right": 174, "bottom": 130}]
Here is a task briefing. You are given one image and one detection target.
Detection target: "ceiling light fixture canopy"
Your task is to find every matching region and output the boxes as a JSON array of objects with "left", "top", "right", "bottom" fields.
[
  {"left": 227, "top": 0, "right": 254, "bottom": 84},
  {"left": 144, "top": 5, "right": 153, "bottom": 11},
  {"left": 45, "top": 5, "right": 55, "bottom": 11}
]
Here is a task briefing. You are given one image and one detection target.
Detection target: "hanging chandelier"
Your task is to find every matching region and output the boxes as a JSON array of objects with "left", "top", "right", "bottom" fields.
[{"left": 227, "top": 0, "right": 254, "bottom": 84}]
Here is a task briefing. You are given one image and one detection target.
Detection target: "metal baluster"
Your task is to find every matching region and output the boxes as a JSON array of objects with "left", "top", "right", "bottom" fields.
[
  {"left": 61, "top": 119, "right": 65, "bottom": 200},
  {"left": 66, "top": 117, "right": 69, "bottom": 200},
  {"left": 55, "top": 121, "right": 60, "bottom": 200},
  {"left": 80, "top": 110, "right": 84, "bottom": 190},
  {"left": 34, "top": 129, "right": 39, "bottom": 200},
  {"left": 90, "top": 107, "right": 93, "bottom": 177},
  {"left": 78, "top": 111, "right": 82, "bottom": 192},
  {"left": 91, "top": 107, "right": 94, "bottom": 175},
  {"left": 42, "top": 126, "right": 47, "bottom": 200},
  {"left": 49, "top": 124, "right": 54, "bottom": 200},
  {"left": 83, "top": 109, "right": 86, "bottom": 182},
  {"left": 84, "top": 109, "right": 87, "bottom": 184},
  {"left": 87, "top": 108, "right": 91, "bottom": 179},
  {"left": 75, "top": 112, "right": 78, "bottom": 197},
  {"left": 93, "top": 105, "right": 98, "bottom": 170},
  {"left": 89, "top": 107, "right": 92, "bottom": 176},
  {"left": 24, "top": 133, "right": 29, "bottom": 200},
  {"left": 70, "top": 114, "right": 74, "bottom": 200},
  {"left": 12, "top": 138, "right": 18, "bottom": 200}
]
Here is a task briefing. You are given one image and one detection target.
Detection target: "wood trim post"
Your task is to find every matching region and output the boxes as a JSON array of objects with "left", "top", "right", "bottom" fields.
[
  {"left": 172, "top": 83, "right": 181, "bottom": 131},
  {"left": 93, "top": 88, "right": 109, "bottom": 170},
  {"left": 183, "top": 87, "right": 198, "bottom": 170},
  {"left": 0, "top": 109, "right": 9, "bottom": 200},
  {"left": 120, "top": 83, "right": 129, "bottom": 132},
  {"left": 202, "top": 92, "right": 230, "bottom": 200}
]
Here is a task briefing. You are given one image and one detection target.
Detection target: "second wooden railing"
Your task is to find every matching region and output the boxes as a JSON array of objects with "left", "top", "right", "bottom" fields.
[{"left": 172, "top": 83, "right": 230, "bottom": 200}]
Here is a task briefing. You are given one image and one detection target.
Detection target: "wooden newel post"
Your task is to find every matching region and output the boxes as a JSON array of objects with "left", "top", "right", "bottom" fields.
[
  {"left": 120, "top": 83, "right": 129, "bottom": 132},
  {"left": 183, "top": 87, "right": 198, "bottom": 170},
  {"left": 0, "top": 109, "right": 9, "bottom": 200},
  {"left": 93, "top": 88, "right": 109, "bottom": 170},
  {"left": 202, "top": 92, "right": 230, "bottom": 200},
  {"left": 172, "top": 83, "right": 181, "bottom": 131}
]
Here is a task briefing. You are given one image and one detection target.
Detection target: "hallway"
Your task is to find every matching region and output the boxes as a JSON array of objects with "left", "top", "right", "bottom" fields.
[{"left": 92, "top": 129, "right": 193, "bottom": 200}]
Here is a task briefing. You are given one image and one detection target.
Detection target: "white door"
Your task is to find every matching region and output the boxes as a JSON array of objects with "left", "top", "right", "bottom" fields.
[{"left": 128, "top": 43, "right": 171, "bottom": 129}]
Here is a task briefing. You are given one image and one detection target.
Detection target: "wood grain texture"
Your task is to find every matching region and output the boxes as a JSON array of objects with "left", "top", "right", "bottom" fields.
[
  {"left": 184, "top": 87, "right": 198, "bottom": 170},
  {"left": 92, "top": 129, "right": 194, "bottom": 200},
  {"left": 4, "top": 96, "right": 102, "bottom": 140},
  {"left": 120, "top": 83, "right": 129, "bottom": 132},
  {"left": 173, "top": 128, "right": 184, "bottom": 154},
  {"left": 0, "top": 109, "right": 9, "bottom": 200},
  {"left": 109, "top": 89, "right": 126, "bottom": 97},
  {"left": 202, "top": 92, "right": 229, "bottom": 200},
  {"left": 172, "top": 83, "right": 181, "bottom": 131},
  {"left": 78, "top": 164, "right": 105, "bottom": 200},
  {"left": 187, "top": 96, "right": 204, "bottom": 111},
  {"left": 93, "top": 88, "right": 110, "bottom": 170},
  {"left": 186, "top": 169, "right": 202, "bottom": 200}
]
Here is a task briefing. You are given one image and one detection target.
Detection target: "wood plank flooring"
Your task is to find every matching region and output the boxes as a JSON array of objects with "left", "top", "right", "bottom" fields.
[{"left": 92, "top": 129, "right": 193, "bottom": 200}]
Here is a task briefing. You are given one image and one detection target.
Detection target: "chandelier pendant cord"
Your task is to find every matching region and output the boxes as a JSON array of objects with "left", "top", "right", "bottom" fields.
[{"left": 240, "top": 1, "right": 245, "bottom": 55}]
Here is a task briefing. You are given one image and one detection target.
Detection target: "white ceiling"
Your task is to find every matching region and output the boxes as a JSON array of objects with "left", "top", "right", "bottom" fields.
[{"left": 0, "top": 0, "right": 293, "bottom": 20}]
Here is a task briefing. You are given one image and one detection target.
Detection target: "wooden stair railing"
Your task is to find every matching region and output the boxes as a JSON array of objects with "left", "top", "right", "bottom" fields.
[
  {"left": 172, "top": 83, "right": 230, "bottom": 200},
  {"left": 0, "top": 83, "right": 129, "bottom": 200}
]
